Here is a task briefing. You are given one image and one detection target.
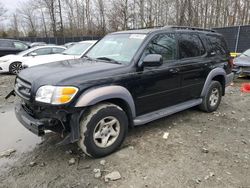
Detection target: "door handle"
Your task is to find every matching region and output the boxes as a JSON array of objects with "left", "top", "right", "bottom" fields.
[{"left": 169, "top": 68, "right": 179, "bottom": 73}]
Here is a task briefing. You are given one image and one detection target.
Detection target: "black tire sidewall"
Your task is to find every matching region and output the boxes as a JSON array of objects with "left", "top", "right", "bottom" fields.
[
  {"left": 82, "top": 106, "right": 128, "bottom": 158},
  {"left": 205, "top": 81, "right": 222, "bottom": 112}
]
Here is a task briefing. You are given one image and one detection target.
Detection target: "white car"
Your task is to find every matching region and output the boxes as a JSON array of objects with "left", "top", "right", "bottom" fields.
[
  {"left": 22, "top": 40, "right": 97, "bottom": 68},
  {"left": 0, "top": 45, "right": 66, "bottom": 74}
]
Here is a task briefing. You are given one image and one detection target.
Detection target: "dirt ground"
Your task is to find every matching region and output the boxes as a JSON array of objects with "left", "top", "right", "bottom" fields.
[{"left": 0, "top": 73, "right": 250, "bottom": 188}]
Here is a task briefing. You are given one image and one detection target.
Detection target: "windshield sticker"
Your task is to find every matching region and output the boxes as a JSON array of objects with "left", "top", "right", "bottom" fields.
[{"left": 129, "top": 34, "right": 146, "bottom": 40}]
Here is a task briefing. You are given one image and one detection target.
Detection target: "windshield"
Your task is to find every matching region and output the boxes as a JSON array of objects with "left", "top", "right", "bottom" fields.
[
  {"left": 62, "top": 42, "right": 93, "bottom": 55},
  {"left": 86, "top": 34, "right": 146, "bottom": 64},
  {"left": 241, "top": 49, "right": 250, "bottom": 57}
]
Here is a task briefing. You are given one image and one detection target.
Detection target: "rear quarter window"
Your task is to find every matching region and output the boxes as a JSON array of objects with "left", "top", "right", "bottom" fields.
[{"left": 206, "top": 35, "right": 228, "bottom": 55}]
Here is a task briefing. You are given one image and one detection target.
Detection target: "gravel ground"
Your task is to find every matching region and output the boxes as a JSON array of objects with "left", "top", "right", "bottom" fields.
[{"left": 0, "top": 74, "right": 250, "bottom": 188}]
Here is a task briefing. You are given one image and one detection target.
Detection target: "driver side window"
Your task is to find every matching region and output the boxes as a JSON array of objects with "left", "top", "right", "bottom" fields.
[{"left": 144, "top": 33, "right": 177, "bottom": 63}]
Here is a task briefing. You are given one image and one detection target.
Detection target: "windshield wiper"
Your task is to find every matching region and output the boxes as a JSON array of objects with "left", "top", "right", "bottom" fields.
[
  {"left": 96, "top": 57, "right": 122, "bottom": 64},
  {"left": 242, "top": 53, "right": 249, "bottom": 57}
]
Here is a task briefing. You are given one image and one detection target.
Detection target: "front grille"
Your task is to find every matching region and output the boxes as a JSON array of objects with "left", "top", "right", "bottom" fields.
[{"left": 15, "top": 77, "right": 31, "bottom": 100}]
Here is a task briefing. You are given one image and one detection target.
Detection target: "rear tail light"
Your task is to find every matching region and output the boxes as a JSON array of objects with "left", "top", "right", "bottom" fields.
[{"left": 228, "top": 57, "right": 234, "bottom": 69}]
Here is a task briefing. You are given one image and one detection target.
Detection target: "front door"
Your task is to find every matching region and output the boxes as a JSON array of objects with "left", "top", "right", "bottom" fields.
[{"left": 132, "top": 33, "right": 182, "bottom": 116}]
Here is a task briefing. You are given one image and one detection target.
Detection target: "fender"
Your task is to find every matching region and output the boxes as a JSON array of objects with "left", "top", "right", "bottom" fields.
[
  {"left": 75, "top": 85, "right": 136, "bottom": 118},
  {"left": 201, "top": 67, "right": 226, "bottom": 97}
]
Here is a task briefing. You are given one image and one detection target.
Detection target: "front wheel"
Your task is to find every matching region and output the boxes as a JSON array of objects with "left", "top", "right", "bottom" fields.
[
  {"left": 9, "top": 62, "right": 22, "bottom": 74},
  {"left": 199, "top": 81, "right": 222, "bottom": 112},
  {"left": 78, "top": 103, "right": 128, "bottom": 158}
]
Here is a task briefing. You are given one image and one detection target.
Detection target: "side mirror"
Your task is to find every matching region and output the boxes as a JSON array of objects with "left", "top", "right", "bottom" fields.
[
  {"left": 30, "top": 52, "right": 37, "bottom": 57},
  {"left": 141, "top": 54, "right": 163, "bottom": 67}
]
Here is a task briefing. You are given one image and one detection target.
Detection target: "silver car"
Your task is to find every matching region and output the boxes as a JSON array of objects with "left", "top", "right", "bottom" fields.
[{"left": 233, "top": 49, "right": 250, "bottom": 77}]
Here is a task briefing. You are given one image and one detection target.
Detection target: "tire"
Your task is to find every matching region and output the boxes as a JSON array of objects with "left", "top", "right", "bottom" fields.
[
  {"left": 9, "top": 62, "right": 22, "bottom": 74},
  {"left": 199, "top": 81, "right": 222, "bottom": 112},
  {"left": 78, "top": 103, "right": 128, "bottom": 158}
]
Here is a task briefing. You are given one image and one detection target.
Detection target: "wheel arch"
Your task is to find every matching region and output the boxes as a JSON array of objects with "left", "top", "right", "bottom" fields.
[
  {"left": 75, "top": 85, "right": 136, "bottom": 121},
  {"left": 201, "top": 68, "right": 226, "bottom": 97}
]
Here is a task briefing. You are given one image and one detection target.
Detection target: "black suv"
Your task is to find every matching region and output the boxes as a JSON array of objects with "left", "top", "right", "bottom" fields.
[
  {"left": 0, "top": 39, "right": 30, "bottom": 57},
  {"left": 13, "top": 26, "right": 234, "bottom": 158}
]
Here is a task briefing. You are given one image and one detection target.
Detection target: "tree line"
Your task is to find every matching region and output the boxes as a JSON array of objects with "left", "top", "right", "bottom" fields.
[{"left": 0, "top": 0, "right": 250, "bottom": 38}]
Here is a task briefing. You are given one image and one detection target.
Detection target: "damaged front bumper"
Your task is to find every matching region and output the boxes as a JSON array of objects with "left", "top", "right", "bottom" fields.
[{"left": 15, "top": 102, "right": 85, "bottom": 145}]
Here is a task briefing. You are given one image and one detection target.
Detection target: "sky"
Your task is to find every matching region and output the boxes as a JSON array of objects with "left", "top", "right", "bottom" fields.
[{"left": 1, "top": 0, "right": 26, "bottom": 12}]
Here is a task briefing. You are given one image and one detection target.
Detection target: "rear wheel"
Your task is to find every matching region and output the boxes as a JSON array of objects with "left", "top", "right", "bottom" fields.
[
  {"left": 78, "top": 103, "right": 128, "bottom": 158},
  {"left": 199, "top": 81, "right": 222, "bottom": 112},
  {"left": 9, "top": 62, "right": 22, "bottom": 74}
]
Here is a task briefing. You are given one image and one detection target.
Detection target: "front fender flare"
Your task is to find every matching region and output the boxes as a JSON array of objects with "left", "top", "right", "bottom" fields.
[{"left": 75, "top": 85, "right": 136, "bottom": 118}]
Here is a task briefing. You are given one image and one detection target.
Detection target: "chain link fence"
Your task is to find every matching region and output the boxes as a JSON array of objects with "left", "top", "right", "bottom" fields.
[{"left": 214, "top": 25, "right": 250, "bottom": 53}]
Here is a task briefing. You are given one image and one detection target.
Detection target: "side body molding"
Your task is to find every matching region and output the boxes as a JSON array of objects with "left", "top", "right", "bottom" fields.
[
  {"left": 200, "top": 67, "right": 226, "bottom": 97},
  {"left": 75, "top": 85, "right": 136, "bottom": 118}
]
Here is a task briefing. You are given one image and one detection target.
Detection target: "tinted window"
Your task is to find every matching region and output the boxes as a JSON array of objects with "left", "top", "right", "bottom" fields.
[
  {"left": 29, "top": 48, "right": 52, "bottom": 56},
  {"left": 207, "top": 35, "right": 228, "bottom": 55},
  {"left": 13, "top": 42, "right": 28, "bottom": 50},
  {"left": 178, "top": 34, "right": 205, "bottom": 58},
  {"left": 144, "top": 33, "right": 177, "bottom": 62},
  {"left": 0, "top": 40, "right": 13, "bottom": 48},
  {"left": 52, "top": 47, "right": 65, "bottom": 54}
]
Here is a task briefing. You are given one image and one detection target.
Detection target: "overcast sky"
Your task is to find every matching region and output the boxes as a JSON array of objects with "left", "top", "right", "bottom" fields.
[{"left": 1, "top": 0, "right": 26, "bottom": 12}]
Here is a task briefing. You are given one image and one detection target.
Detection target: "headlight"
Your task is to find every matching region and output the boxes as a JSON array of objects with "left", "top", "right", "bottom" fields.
[{"left": 35, "top": 85, "right": 78, "bottom": 104}]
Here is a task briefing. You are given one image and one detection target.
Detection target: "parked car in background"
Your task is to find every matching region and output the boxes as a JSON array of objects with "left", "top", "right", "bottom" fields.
[
  {"left": 30, "top": 42, "right": 47, "bottom": 47},
  {"left": 0, "top": 45, "right": 66, "bottom": 74},
  {"left": 64, "top": 42, "right": 77, "bottom": 48},
  {"left": 0, "top": 39, "right": 30, "bottom": 57},
  {"left": 233, "top": 49, "right": 250, "bottom": 77},
  {"left": 22, "top": 40, "right": 97, "bottom": 68}
]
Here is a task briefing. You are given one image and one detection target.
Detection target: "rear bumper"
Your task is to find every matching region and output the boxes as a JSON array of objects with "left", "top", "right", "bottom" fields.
[
  {"left": 226, "top": 72, "right": 234, "bottom": 86},
  {"left": 15, "top": 103, "right": 45, "bottom": 136}
]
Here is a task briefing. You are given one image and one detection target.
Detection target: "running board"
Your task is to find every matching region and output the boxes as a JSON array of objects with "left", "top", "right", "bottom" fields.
[{"left": 133, "top": 98, "right": 202, "bottom": 126}]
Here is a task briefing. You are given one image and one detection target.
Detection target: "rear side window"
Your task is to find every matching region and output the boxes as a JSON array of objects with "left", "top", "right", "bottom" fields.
[
  {"left": 13, "top": 42, "right": 28, "bottom": 50},
  {"left": 29, "top": 48, "right": 52, "bottom": 56},
  {"left": 144, "top": 33, "right": 177, "bottom": 62},
  {"left": 52, "top": 47, "right": 65, "bottom": 54},
  {"left": 207, "top": 35, "right": 228, "bottom": 55},
  {"left": 0, "top": 40, "right": 14, "bottom": 48},
  {"left": 178, "top": 34, "right": 205, "bottom": 58}
]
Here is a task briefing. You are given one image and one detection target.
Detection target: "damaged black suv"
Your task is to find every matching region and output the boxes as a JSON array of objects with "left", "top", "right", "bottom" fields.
[{"left": 13, "top": 26, "right": 234, "bottom": 157}]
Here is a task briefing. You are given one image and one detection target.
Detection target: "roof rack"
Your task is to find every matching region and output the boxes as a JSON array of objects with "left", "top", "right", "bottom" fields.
[{"left": 166, "top": 26, "right": 215, "bottom": 33}]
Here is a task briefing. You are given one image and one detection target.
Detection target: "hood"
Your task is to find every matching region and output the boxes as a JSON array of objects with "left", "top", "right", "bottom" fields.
[
  {"left": 234, "top": 56, "right": 250, "bottom": 67},
  {"left": 18, "top": 58, "right": 124, "bottom": 91},
  {"left": 23, "top": 54, "right": 79, "bottom": 66}
]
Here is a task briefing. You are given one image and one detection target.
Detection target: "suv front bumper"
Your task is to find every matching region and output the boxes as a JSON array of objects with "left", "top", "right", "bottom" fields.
[{"left": 15, "top": 103, "right": 46, "bottom": 136}]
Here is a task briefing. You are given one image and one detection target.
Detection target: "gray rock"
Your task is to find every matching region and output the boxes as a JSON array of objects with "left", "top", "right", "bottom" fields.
[
  {"left": 29, "top": 161, "right": 37, "bottom": 167},
  {"left": 69, "top": 158, "right": 76, "bottom": 165},
  {"left": 0, "top": 148, "right": 16, "bottom": 158},
  {"left": 231, "top": 111, "right": 236, "bottom": 114},
  {"left": 100, "top": 159, "right": 106, "bottom": 166},
  {"left": 202, "top": 147, "right": 209, "bottom": 153},
  {"left": 104, "top": 171, "right": 121, "bottom": 182}
]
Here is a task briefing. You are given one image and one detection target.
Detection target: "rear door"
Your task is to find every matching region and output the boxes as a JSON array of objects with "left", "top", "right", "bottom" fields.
[{"left": 177, "top": 33, "right": 208, "bottom": 101}]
